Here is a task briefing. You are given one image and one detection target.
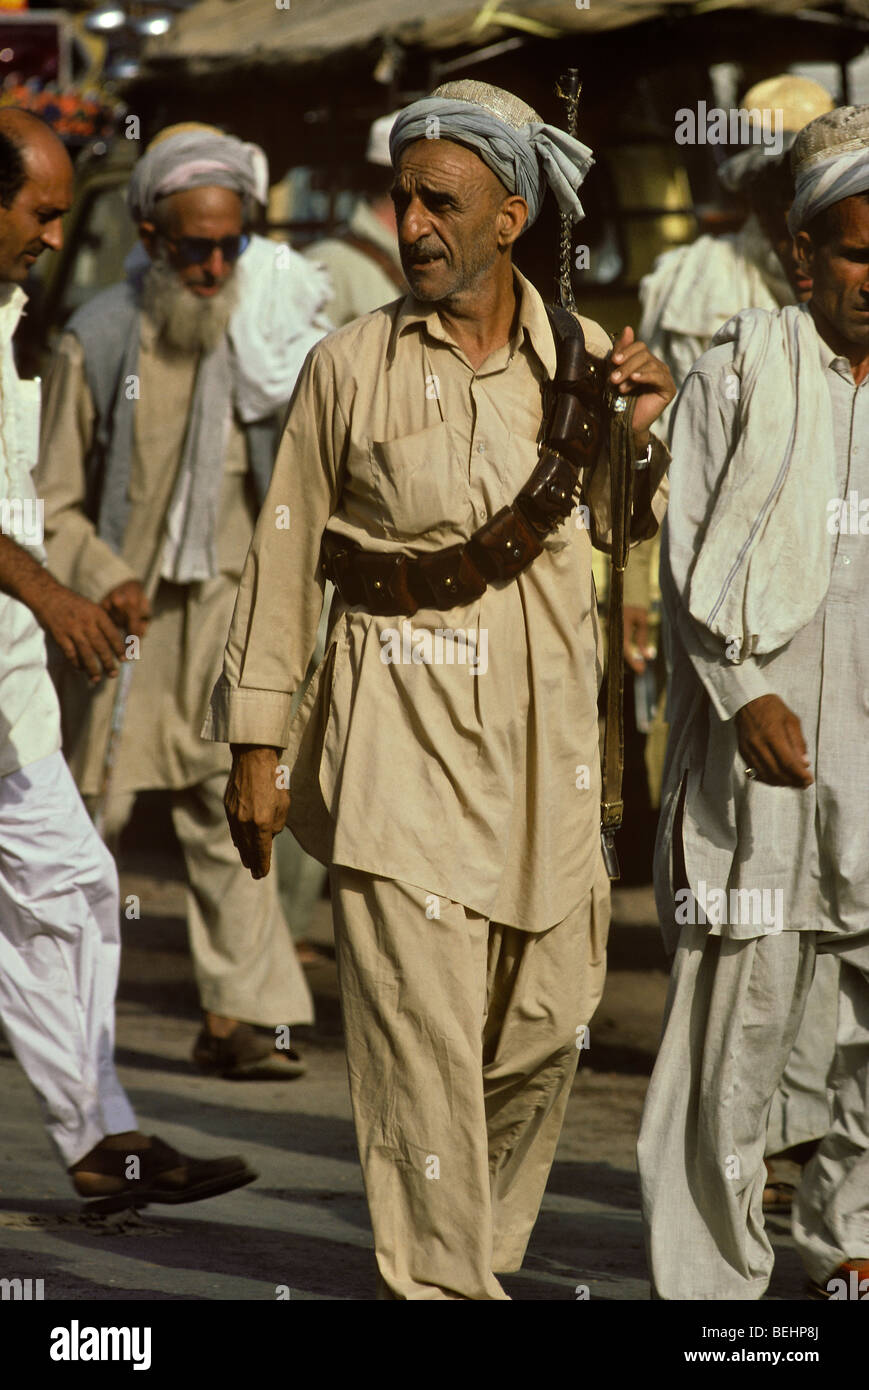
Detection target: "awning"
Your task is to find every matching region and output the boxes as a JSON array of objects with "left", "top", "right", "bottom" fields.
[{"left": 143, "top": 0, "right": 869, "bottom": 74}]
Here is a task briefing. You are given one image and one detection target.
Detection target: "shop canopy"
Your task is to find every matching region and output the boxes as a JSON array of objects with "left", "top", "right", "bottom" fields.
[{"left": 143, "top": 0, "right": 869, "bottom": 75}]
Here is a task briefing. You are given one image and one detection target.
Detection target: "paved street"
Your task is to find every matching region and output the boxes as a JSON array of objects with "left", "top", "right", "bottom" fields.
[{"left": 0, "top": 825, "right": 810, "bottom": 1302}]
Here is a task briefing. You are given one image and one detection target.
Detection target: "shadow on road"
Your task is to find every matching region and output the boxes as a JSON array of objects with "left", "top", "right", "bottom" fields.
[{"left": 0, "top": 1196, "right": 373, "bottom": 1300}]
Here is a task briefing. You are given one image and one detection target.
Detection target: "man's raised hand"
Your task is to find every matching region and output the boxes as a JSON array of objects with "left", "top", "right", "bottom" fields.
[
  {"left": 624, "top": 604, "right": 655, "bottom": 674},
  {"left": 609, "top": 326, "right": 676, "bottom": 438}
]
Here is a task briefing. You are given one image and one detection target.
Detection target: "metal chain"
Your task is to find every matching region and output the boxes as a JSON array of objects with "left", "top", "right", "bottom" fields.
[{"left": 555, "top": 70, "right": 581, "bottom": 312}]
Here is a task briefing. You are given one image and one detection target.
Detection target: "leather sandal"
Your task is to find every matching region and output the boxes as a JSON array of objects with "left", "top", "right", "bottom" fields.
[
  {"left": 69, "top": 1135, "right": 257, "bottom": 1215},
  {"left": 762, "top": 1157, "right": 802, "bottom": 1214},
  {"left": 762, "top": 1180, "right": 798, "bottom": 1213},
  {"left": 192, "top": 1022, "right": 306, "bottom": 1080},
  {"left": 808, "top": 1259, "right": 869, "bottom": 1300}
]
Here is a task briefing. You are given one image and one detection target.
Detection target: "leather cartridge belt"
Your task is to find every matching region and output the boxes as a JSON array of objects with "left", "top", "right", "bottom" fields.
[{"left": 321, "top": 307, "right": 607, "bottom": 617}]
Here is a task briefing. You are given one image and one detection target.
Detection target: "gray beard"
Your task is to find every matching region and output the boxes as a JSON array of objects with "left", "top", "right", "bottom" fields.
[{"left": 142, "top": 258, "right": 238, "bottom": 354}]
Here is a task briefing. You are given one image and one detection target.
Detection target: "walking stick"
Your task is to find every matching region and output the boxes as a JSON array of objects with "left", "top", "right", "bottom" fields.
[
  {"left": 90, "top": 368, "right": 202, "bottom": 841},
  {"left": 93, "top": 658, "right": 134, "bottom": 840},
  {"left": 91, "top": 548, "right": 164, "bottom": 842}
]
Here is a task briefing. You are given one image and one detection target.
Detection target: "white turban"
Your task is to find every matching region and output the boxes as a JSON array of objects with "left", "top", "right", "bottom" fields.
[
  {"left": 128, "top": 128, "right": 266, "bottom": 223},
  {"left": 787, "top": 104, "right": 869, "bottom": 235}
]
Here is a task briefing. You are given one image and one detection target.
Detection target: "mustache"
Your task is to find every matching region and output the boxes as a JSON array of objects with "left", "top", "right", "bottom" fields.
[{"left": 403, "top": 240, "right": 446, "bottom": 266}]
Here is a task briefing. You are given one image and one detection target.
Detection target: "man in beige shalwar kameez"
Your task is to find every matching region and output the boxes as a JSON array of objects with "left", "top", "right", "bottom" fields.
[
  {"left": 36, "top": 127, "right": 329, "bottom": 1077},
  {"left": 206, "top": 81, "right": 673, "bottom": 1299}
]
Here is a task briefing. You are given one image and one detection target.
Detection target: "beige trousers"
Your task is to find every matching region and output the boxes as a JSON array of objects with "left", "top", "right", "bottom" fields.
[
  {"left": 92, "top": 771, "right": 314, "bottom": 1028},
  {"left": 273, "top": 828, "right": 328, "bottom": 944},
  {"left": 329, "top": 864, "right": 610, "bottom": 1300},
  {"left": 273, "top": 582, "right": 331, "bottom": 944}
]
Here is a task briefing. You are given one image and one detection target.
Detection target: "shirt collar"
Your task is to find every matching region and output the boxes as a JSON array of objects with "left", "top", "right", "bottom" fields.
[
  {"left": 0, "top": 282, "right": 28, "bottom": 346},
  {"left": 803, "top": 301, "right": 867, "bottom": 383},
  {"left": 387, "top": 265, "right": 557, "bottom": 378}
]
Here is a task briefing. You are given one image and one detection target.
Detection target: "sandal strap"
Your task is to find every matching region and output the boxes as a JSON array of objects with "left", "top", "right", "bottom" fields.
[{"left": 201, "top": 1023, "right": 276, "bottom": 1070}]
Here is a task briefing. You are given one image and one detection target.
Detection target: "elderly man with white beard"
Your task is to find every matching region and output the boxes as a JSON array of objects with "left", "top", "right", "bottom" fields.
[{"left": 36, "top": 125, "right": 331, "bottom": 1078}]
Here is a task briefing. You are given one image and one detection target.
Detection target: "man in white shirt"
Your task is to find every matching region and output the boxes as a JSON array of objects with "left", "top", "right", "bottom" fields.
[{"left": 0, "top": 107, "right": 256, "bottom": 1213}]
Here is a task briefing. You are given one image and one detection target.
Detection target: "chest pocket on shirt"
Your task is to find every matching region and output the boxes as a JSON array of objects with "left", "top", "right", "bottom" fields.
[{"left": 368, "top": 420, "right": 471, "bottom": 540}]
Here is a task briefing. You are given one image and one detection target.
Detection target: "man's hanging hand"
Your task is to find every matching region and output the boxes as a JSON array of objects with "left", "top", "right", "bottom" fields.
[
  {"left": 224, "top": 744, "right": 289, "bottom": 878},
  {"left": 736, "top": 695, "right": 813, "bottom": 788}
]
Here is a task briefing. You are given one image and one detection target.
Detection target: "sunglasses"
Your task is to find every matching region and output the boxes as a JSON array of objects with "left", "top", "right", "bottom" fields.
[{"left": 162, "top": 233, "right": 250, "bottom": 267}]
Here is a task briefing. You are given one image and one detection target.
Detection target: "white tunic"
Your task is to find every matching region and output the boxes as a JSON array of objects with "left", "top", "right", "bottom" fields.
[
  {"left": 656, "top": 309, "right": 869, "bottom": 952},
  {"left": 0, "top": 285, "right": 62, "bottom": 777}
]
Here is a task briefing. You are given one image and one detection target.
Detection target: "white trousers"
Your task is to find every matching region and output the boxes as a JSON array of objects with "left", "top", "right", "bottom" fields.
[
  {"left": 766, "top": 951, "right": 838, "bottom": 1155},
  {"left": 794, "top": 955, "right": 869, "bottom": 1285},
  {"left": 638, "top": 924, "right": 869, "bottom": 1298},
  {"left": 0, "top": 751, "right": 136, "bottom": 1167}
]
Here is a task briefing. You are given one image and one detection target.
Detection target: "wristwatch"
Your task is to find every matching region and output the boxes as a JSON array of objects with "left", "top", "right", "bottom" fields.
[{"left": 634, "top": 441, "right": 652, "bottom": 470}]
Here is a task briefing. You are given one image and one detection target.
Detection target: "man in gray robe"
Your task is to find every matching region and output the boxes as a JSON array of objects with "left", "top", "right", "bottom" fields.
[
  {"left": 638, "top": 104, "right": 869, "bottom": 1300},
  {"left": 642, "top": 75, "right": 839, "bottom": 1212}
]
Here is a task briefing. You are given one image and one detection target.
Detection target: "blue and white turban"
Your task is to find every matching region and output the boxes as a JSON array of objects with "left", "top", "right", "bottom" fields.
[
  {"left": 787, "top": 104, "right": 869, "bottom": 235},
  {"left": 389, "top": 79, "right": 594, "bottom": 227}
]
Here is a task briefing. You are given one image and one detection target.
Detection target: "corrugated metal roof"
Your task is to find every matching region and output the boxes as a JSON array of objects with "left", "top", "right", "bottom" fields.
[{"left": 144, "top": 0, "right": 869, "bottom": 71}]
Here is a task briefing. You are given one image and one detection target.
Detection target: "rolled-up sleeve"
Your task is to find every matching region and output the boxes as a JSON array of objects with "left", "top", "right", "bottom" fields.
[
  {"left": 203, "top": 343, "right": 346, "bottom": 747},
  {"left": 666, "top": 355, "right": 772, "bottom": 722}
]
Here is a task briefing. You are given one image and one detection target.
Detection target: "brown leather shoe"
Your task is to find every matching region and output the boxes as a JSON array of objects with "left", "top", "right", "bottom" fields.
[
  {"left": 808, "top": 1259, "right": 869, "bottom": 1300},
  {"left": 762, "top": 1157, "right": 802, "bottom": 1214},
  {"left": 192, "top": 1022, "right": 306, "bottom": 1079},
  {"left": 69, "top": 1135, "right": 257, "bottom": 1215}
]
